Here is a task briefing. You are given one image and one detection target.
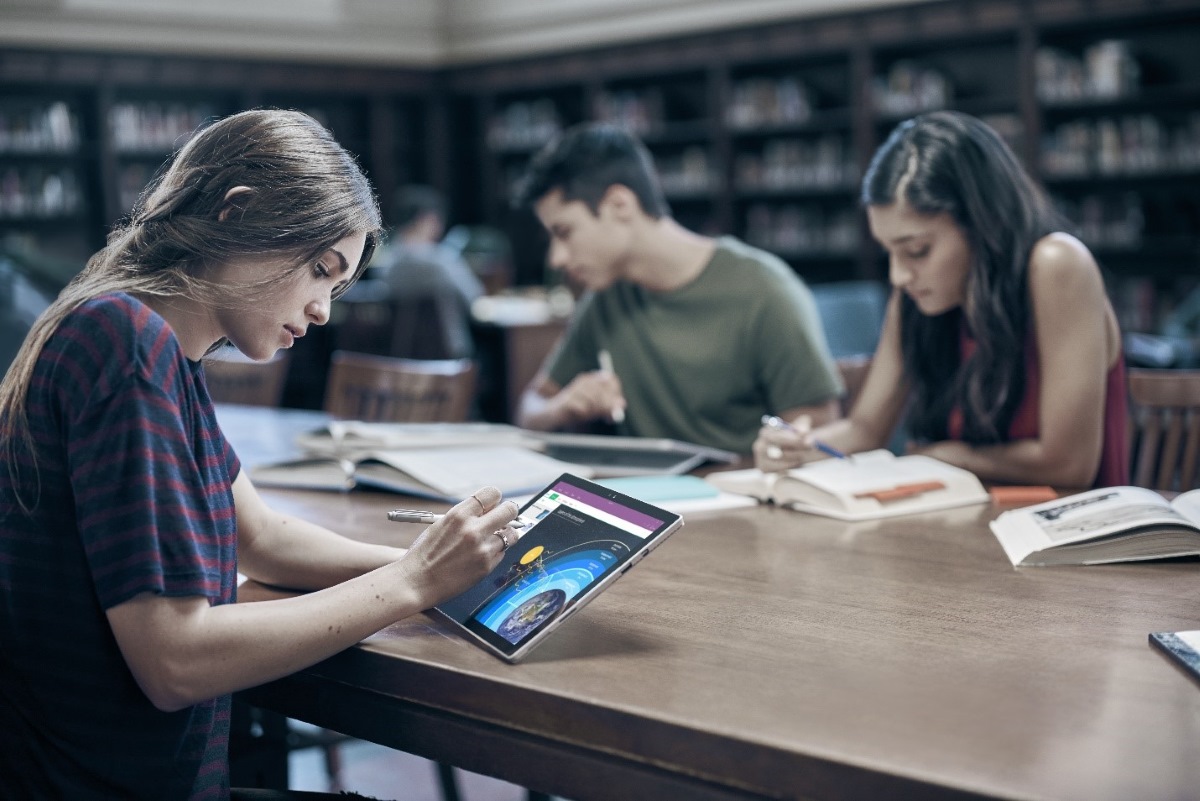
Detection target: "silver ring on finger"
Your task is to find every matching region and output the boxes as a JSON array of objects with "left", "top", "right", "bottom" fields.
[
  {"left": 493, "top": 529, "right": 510, "bottom": 550},
  {"left": 471, "top": 493, "right": 486, "bottom": 514},
  {"left": 766, "top": 445, "right": 783, "bottom": 460}
]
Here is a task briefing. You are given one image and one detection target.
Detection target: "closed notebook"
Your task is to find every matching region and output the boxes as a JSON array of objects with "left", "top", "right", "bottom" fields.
[
  {"left": 705, "top": 449, "right": 988, "bottom": 520},
  {"left": 1150, "top": 630, "right": 1200, "bottom": 686}
]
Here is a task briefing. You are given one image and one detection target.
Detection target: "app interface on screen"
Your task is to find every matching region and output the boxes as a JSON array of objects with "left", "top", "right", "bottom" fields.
[{"left": 438, "top": 481, "right": 666, "bottom": 646}]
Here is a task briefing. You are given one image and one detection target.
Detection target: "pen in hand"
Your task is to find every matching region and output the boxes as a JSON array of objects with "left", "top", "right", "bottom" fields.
[
  {"left": 387, "top": 509, "right": 443, "bottom": 524},
  {"left": 597, "top": 349, "right": 625, "bottom": 424},
  {"left": 387, "top": 509, "right": 535, "bottom": 532},
  {"left": 760, "top": 414, "right": 850, "bottom": 461}
]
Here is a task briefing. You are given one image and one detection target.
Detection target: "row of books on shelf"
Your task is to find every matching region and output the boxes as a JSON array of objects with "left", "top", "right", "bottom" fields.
[
  {"left": 0, "top": 167, "right": 83, "bottom": 220},
  {"left": 0, "top": 100, "right": 218, "bottom": 155},
  {"left": 1042, "top": 113, "right": 1200, "bottom": 179}
]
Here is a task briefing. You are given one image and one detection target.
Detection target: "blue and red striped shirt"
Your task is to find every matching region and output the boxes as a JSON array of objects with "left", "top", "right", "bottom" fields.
[{"left": 0, "top": 292, "right": 241, "bottom": 799}]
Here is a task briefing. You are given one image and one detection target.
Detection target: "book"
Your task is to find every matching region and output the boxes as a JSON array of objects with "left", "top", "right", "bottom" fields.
[
  {"left": 249, "top": 445, "right": 594, "bottom": 502},
  {"left": 989, "top": 486, "right": 1200, "bottom": 566},
  {"left": 293, "top": 421, "right": 537, "bottom": 456},
  {"left": 595, "top": 475, "right": 758, "bottom": 514},
  {"left": 290, "top": 421, "right": 738, "bottom": 478},
  {"left": 1149, "top": 630, "right": 1200, "bottom": 686},
  {"left": 704, "top": 449, "right": 989, "bottom": 521}
]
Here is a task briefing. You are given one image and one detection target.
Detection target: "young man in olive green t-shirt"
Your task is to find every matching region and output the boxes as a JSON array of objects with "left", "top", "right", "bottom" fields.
[{"left": 514, "top": 123, "right": 842, "bottom": 454}]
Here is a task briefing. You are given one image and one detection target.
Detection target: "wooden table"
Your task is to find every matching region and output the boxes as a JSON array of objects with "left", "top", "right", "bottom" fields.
[{"left": 221, "top": 407, "right": 1200, "bottom": 801}]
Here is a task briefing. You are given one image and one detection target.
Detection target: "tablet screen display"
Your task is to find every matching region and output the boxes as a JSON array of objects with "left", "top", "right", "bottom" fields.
[{"left": 434, "top": 473, "right": 683, "bottom": 661}]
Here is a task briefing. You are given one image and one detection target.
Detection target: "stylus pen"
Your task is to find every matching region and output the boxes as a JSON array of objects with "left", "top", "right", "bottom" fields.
[
  {"left": 760, "top": 414, "right": 850, "bottom": 460},
  {"left": 387, "top": 509, "right": 442, "bottom": 524},
  {"left": 387, "top": 509, "right": 535, "bottom": 532},
  {"left": 597, "top": 349, "right": 626, "bottom": 424}
]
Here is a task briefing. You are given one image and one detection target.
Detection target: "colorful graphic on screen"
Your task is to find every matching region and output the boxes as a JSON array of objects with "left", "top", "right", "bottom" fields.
[{"left": 471, "top": 539, "right": 630, "bottom": 644}]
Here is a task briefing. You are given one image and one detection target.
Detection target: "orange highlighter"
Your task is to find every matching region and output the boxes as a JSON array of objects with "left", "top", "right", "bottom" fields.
[{"left": 854, "top": 480, "right": 946, "bottom": 503}]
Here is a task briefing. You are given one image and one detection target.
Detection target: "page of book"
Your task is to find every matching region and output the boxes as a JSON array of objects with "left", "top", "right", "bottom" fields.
[
  {"left": 296, "top": 421, "right": 535, "bottom": 456},
  {"left": 704, "top": 450, "right": 988, "bottom": 520},
  {"left": 989, "top": 486, "right": 1200, "bottom": 566},
  {"left": 354, "top": 446, "right": 595, "bottom": 502},
  {"left": 249, "top": 457, "right": 356, "bottom": 491}
]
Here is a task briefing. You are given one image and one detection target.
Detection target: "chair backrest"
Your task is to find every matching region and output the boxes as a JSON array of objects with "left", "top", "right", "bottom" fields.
[
  {"left": 203, "top": 349, "right": 290, "bottom": 407},
  {"left": 1127, "top": 368, "right": 1200, "bottom": 492},
  {"left": 334, "top": 294, "right": 454, "bottom": 361},
  {"left": 324, "top": 350, "right": 476, "bottom": 422},
  {"left": 811, "top": 280, "right": 889, "bottom": 359}
]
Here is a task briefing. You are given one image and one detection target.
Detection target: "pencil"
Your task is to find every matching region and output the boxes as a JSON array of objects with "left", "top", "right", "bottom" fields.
[{"left": 597, "top": 349, "right": 625, "bottom": 424}]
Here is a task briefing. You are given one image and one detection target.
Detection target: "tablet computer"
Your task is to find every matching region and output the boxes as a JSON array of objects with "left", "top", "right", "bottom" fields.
[
  {"left": 533, "top": 432, "right": 739, "bottom": 477},
  {"left": 432, "top": 473, "right": 684, "bottom": 663}
]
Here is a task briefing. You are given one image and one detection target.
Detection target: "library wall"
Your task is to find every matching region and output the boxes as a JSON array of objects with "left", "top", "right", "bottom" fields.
[
  {"left": 449, "top": 0, "right": 1200, "bottom": 352},
  {"left": 2, "top": 0, "right": 1199, "bottom": 362}
]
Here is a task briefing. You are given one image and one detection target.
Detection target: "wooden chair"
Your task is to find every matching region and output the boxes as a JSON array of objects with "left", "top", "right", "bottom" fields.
[
  {"left": 333, "top": 285, "right": 456, "bottom": 361},
  {"left": 203, "top": 348, "right": 290, "bottom": 407},
  {"left": 323, "top": 350, "right": 476, "bottom": 423},
  {"left": 1127, "top": 368, "right": 1200, "bottom": 492},
  {"left": 320, "top": 351, "right": 483, "bottom": 798}
]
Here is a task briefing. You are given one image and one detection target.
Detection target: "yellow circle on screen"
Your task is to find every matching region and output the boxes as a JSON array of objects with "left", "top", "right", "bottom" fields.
[{"left": 520, "top": 545, "right": 545, "bottom": 565}]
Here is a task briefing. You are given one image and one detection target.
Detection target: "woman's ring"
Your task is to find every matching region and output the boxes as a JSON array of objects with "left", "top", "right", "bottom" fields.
[
  {"left": 471, "top": 493, "right": 486, "bottom": 513},
  {"left": 493, "top": 530, "right": 510, "bottom": 550},
  {"left": 766, "top": 445, "right": 783, "bottom": 460}
]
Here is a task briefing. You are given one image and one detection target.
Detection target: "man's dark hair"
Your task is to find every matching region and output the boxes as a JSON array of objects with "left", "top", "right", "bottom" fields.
[
  {"left": 513, "top": 123, "right": 670, "bottom": 218},
  {"left": 392, "top": 184, "right": 446, "bottom": 229}
]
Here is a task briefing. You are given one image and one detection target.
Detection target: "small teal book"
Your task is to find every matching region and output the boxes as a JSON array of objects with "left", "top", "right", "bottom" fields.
[
  {"left": 596, "top": 474, "right": 758, "bottom": 514},
  {"left": 1150, "top": 630, "right": 1200, "bottom": 686},
  {"left": 597, "top": 475, "right": 720, "bottom": 503}
]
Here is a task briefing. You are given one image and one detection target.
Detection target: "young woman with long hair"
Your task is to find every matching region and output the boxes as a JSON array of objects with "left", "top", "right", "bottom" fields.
[
  {"left": 754, "top": 110, "right": 1127, "bottom": 488},
  {"left": 0, "top": 109, "right": 521, "bottom": 799}
]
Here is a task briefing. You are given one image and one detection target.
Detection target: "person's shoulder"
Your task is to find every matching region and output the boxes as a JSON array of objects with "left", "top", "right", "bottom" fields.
[
  {"left": 72, "top": 292, "right": 173, "bottom": 351},
  {"left": 710, "top": 236, "right": 801, "bottom": 283},
  {"left": 1028, "top": 232, "right": 1104, "bottom": 297},
  {"left": 64, "top": 292, "right": 184, "bottom": 384}
]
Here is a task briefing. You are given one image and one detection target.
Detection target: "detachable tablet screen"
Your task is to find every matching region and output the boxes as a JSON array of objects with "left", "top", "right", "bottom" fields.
[{"left": 433, "top": 473, "right": 683, "bottom": 662}]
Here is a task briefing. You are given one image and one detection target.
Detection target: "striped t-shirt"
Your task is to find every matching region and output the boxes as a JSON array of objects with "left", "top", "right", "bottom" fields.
[{"left": 0, "top": 292, "right": 241, "bottom": 799}]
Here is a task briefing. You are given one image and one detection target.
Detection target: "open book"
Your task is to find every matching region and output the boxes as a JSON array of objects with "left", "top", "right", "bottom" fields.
[
  {"left": 989, "top": 486, "right": 1200, "bottom": 566},
  {"left": 249, "top": 445, "right": 594, "bottom": 502},
  {"left": 705, "top": 449, "right": 989, "bottom": 520}
]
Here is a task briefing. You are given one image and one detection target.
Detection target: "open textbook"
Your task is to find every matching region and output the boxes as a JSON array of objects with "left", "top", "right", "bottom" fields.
[
  {"left": 705, "top": 449, "right": 988, "bottom": 520},
  {"left": 990, "top": 486, "right": 1200, "bottom": 566},
  {"left": 249, "top": 445, "right": 593, "bottom": 502}
]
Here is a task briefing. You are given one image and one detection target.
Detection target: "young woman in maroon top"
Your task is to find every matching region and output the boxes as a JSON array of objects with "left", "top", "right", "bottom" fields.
[
  {"left": 755, "top": 110, "right": 1127, "bottom": 489},
  {"left": 0, "top": 109, "right": 523, "bottom": 798}
]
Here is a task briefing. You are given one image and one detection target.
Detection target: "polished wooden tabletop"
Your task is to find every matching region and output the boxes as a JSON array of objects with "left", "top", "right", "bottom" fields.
[{"left": 220, "top": 406, "right": 1200, "bottom": 801}]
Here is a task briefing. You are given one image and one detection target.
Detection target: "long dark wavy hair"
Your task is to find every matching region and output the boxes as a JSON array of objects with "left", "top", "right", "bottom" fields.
[
  {"left": 1, "top": 109, "right": 382, "bottom": 510},
  {"left": 861, "top": 111, "right": 1062, "bottom": 444}
]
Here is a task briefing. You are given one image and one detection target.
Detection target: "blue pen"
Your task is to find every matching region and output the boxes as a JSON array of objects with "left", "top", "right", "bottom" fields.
[{"left": 760, "top": 414, "right": 850, "bottom": 460}]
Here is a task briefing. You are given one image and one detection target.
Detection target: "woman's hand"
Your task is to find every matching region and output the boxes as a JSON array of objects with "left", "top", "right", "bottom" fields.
[
  {"left": 398, "top": 485, "right": 523, "bottom": 609},
  {"left": 753, "top": 414, "right": 816, "bottom": 472}
]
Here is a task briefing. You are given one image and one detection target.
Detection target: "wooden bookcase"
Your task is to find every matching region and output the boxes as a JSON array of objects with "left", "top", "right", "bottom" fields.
[
  {"left": 449, "top": 0, "right": 1200, "bottom": 336},
  {"left": 3, "top": 0, "right": 1199, "bottom": 336},
  {"left": 0, "top": 51, "right": 438, "bottom": 270}
]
